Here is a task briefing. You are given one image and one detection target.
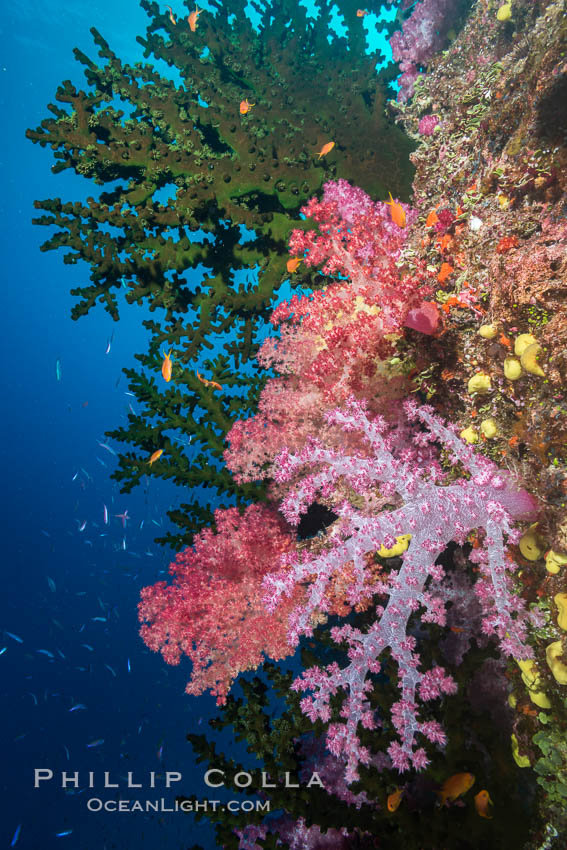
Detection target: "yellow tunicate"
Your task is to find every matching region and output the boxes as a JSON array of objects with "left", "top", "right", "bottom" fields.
[
  {"left": 514, "top": 333, "right": 537, "bottom": 357},
  {"left": 546, "top": 641, "right": 567, "bottom": 685},
  {"left": 479, "top": 324, "right": 498, "bottom": 339},
  {"left": 520, "top": 342, "right": 545, "bottom": 377},
  {"left": 519, "top": 529, "right": 544, "bottom": 561},
  {"left": 508, "top": 693, "right": 517, "bottom": 708},
  {"left": 554, "top": 593, "right": 567, "bottom": 631},
  {"left": 497, "top": 3, "right": 512, "bottom": 21},
  {"left": 378, "top": 534, "right": 412, "bottom": 558},
  {"left": 546, "top": 550, "right": 567, "bottom": 575},
  {"left": 480, "top": 418, "right": 498, "bottom": 439},
  {"left": 503, "top": 356, "right": 523, "bottom": 381},
  {"left": 460, "top": 426, "right": 479, "bottom": 444},
  {"left": 528, "top": 689, "right": 552, "bottom": 709},
  {"left": 517, "top": 657, "right": 539, "bottom": 684},
  {"left": 468, "top": 373, "right": 491, "bottom": 394},
  {"left": 511, "top": 734, "right": 530, "bottom": 768},
  {"left": 515, "top": 658, "right": 552, "bottom": 707}
]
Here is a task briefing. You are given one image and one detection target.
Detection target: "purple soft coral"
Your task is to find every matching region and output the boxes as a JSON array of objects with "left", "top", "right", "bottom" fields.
[
  {"left": 263, "top": 398, "right": 537, "bottom": 781},
  {"left": 390, "top": 0, "right": 460, "bottom": 102}
]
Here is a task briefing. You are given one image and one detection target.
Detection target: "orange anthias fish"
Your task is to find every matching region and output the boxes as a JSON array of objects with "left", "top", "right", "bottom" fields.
[
  {"left": 317, "top": 141, "right": 335, "bottom": 159},
  {"left": 188, "top": 6, "right": 201, "bottom": 31},
  {"left": 166, "top": 5, "right": 177, "bottom": 24},
  {"left": 197, "top": 371, "right": 222, "bottom": 391},
  {"left": 437, "top": 772, "right": 475, "bottom": 806},
  {"left": 239, "top": 99, "right": 255, "bottom": 115},
  {"left": 161, "top": 349, "right": 173, "bottom": 382},
  {"left": 356, "top": 9, "right": 369, "bottom": 16},
  {"left": 387, "top": 788, "right": 404, "bottom": 812},
  {"left": 148, "top": 449, "right": 164, "bottom": 466},
  {"left": 385, "top": 192, "right": 406, "bottom": 228},
  {"left": 426, "top": 209, "right": 439, "bottom": 227},
  {"left": 474, "top": 790, "right": 494, "bottom": 819},
  {"left": 287, "top": 257, "right": 302, "bottom": 273}
]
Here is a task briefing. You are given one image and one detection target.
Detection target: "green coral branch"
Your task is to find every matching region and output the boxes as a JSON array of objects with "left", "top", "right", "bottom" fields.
[
  {"left": 107, "top": 351, "right": 267, "bottom": 547},
  {"left": 27, "top": 0, "right": 414, "bottom": 543}
]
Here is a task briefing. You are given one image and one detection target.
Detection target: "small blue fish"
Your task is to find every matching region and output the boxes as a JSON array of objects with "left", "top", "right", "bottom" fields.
[
  {"left": 87, "top": 739, "right": 104, "bottom": 748},
  {"left": 63, "top": 745, "right": 70, "bottom": 760},
  {"left": 105, "top": 664, "right": 117, "bottom": 677},
  {"left": 10, "top": 824, "right": 22, "bottom": 847},
  {"left": 27, "top": 693, "right": 38, "bottom": 706},
  {"left": 47, "top": 577, "right": 56, "bottom": 592},
  {"left": 0, "top": 647, "right": 7, "bottom": 656},
  {"left": 91, "top": 617, "right": 106, "bottom": 623},
  {"left": 127, "top": 658, "right": 131, "bottom": 673},
  {"left": 81, "top": 644, "right": 94, "bottom": 652},
  {"left": 78, "top": 520, "right": 87, "bottom": 532},
  {"left": 55, "top": 830, "right": 73, "bottom": 837},
  {"left": 72, "top": 471, "right": 79, "bottom": 481},
  {"left": 37, "top": 649, "right": 55, "bottom": 659},
  {"left": 97, "top": 440, "right": 117, "bottom": 456},
  {"left": 6, "top": 632, "right": 23, "bottom": 644},
  {"left": 56, "top": 359, "right": 62, "bottom": 381},
  {"left": 69, "top": 704, "right": 87, "bottom": 712}
]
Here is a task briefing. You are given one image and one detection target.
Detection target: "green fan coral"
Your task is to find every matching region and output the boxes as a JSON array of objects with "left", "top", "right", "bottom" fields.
[{"left": 27, "top": 0, "right": 414, "bottom": 544}]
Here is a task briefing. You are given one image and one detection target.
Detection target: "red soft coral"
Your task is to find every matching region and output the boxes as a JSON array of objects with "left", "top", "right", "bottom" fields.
[{"left": 138, "top": 505, "right": 302, "bottom": 703}]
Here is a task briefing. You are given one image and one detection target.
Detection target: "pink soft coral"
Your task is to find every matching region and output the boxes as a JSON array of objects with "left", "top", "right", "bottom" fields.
[
  {"left": 138, "top": 505, "right": 302, "bottom": 703},
  {"left": 262, "top": 398, "right": 537, "bottom": 780},
  {"left": 390, "top": 0, "right": 460, "bottom": 102},
  {"left": 225, "top": 181, "right": 434, "bottom": 484}
]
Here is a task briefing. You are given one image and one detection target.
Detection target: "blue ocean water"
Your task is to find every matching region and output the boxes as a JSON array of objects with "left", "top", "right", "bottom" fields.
[{"left": 1, "top": 1, "right": 395, "bottom": 847}]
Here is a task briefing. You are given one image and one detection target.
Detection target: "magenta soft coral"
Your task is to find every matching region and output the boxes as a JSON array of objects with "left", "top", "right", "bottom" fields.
[
  {"left": 262, "top": 398, "right": 537, "bottom": 780},
  {"left": 225, "top": 181, "right": 433, "bottom": 485},
  {"left": 287, "top": 179, "right": 417, "bottom": 289},
  {"left": 389, "top": 0, "right": 460, "bottom": 102},
  {"left": 266, "top": 181, "right": 434, "bottom": 389},
  {"left": 138, "top": 504, "right": 302, "bottom": 703}
]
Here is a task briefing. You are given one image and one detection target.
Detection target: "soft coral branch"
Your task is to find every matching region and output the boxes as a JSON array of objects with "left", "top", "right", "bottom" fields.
[
  {"left": 263, "top": 398, "right": 537, "bottom": 780},
  {"left": 138, "top": 505, "right": 302, "bottom": 704}
]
